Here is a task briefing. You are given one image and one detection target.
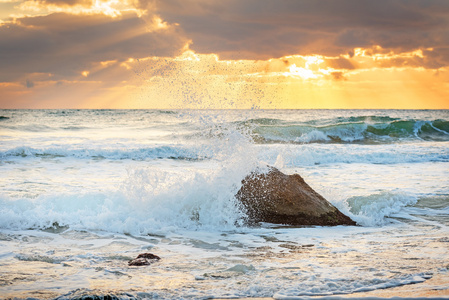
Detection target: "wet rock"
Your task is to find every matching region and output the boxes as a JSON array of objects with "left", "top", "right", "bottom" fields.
[
  {"left": 236, "top": 166, "right": 356, "bottom": 226},
  {"left": 128, "top": 253, "right": 160, "bottom": 266},
  {"left": 54, "top": 288, "right": 133, "bottom": 300}
]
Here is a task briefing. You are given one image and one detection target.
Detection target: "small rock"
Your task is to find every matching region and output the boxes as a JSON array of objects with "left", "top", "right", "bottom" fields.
[{"left": 128, "top": 253, "right": 160, "bottom": 266}]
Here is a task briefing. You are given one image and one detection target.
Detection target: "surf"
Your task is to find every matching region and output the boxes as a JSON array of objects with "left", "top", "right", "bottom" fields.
[{"left": 1, "top": 109, "right": 448, "bottom": 299}]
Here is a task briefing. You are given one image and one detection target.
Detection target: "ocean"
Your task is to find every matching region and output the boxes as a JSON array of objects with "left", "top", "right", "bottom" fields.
[{"left": 0, "top": 109, "right": 448, "bottom": 299}]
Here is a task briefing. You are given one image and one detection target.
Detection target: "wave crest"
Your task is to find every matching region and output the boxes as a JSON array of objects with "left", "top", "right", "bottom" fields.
[
  {"left": 251, "top": 118, "right": 449, "bottom": 144},
  {"left": 344, "top": 192, "right": 418, "bottom": 226}
]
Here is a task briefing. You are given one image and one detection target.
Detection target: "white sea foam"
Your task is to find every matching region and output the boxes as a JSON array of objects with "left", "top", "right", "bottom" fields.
[
  {"left": 0, "top": 145, "right": 207, "bottom": 160},
  {"left": 258, "top": 142, "right": 449, "bottom": 166},
  {"left": 273, "top": 272, "right": 432, "bottom": 298},
  {"left": 1, "top": 142, "right": 448, "bottom": 166},
  {"left": 344, "top": 192, "right": 419, "bottom": 226},
  {"left": 0, "top": 169, "right": 435, "bottom": 232},
  {"left": 0, "top": 169, "right": 247, "bottom": 233}
]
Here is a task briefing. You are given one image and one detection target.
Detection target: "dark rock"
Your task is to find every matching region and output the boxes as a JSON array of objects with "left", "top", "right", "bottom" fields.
[
  {"left": 236, "top": 167, "right": 356, "bottom": 226},
  {"left": 128, "top": 253, "right": 160, "bottom": 266},
  {"left": 54, "top": 288, "right": 133, "bottom": 300}
]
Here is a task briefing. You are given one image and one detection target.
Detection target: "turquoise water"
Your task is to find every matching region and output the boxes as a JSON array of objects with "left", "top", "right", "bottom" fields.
[{"left": 0, "top": 109, "right": 448, "bottom": 298}]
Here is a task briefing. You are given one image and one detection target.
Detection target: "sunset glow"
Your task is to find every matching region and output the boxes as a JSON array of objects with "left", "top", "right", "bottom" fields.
[{"left": 0, "top": 0, "right": 448, "bottom": 109}]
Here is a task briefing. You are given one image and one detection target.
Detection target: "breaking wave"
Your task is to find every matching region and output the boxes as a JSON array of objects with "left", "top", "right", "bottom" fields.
[
  {"left": 247, "top": 117, "right": 449, "bottom": 144},
  {"left": 2, "top": 142, "right": 448, "bottom": 165},
  {"left": 0, "top": 146, "right": 209, "bottom": 161}
]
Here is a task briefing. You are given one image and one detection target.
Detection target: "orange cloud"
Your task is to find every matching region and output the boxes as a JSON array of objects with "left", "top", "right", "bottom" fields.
[
  {"left": 112, "top": 48, "right": 449, "bottom": 109},
  {"left": 3, "top": 46, "right": 449, "bottom": 109}
]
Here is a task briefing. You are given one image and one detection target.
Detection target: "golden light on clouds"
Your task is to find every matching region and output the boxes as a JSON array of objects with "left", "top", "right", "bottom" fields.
[
  {"left": 110, "top": 46, "right": 449, "bottom": 109},
  {"left": 3, "top": 46, "right": 449, "bottom": 109},
  {"left": 287, "top": 64, "right": 319, "bottom": 80},
  {"left": 285, "top": 56, "right": 328, "bottom": 80},
  {"left": 15, "top": 0, "right": 144, "bottom": 18}
]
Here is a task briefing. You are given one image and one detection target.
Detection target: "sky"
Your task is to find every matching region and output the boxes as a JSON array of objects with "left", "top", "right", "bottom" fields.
[{"left": 1, "top": 0, "right": 449, "bottom": 109}]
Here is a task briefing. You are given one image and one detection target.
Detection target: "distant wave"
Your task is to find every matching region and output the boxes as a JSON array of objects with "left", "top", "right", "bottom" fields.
[
  {"left": 1, "top": 124, "right": 92, "bottom": 132},
  {"left": 246, "top": 117, "right": 449, "bottom": 144},
  {"left": 2, "top": 142, "right": 449, "bottom": 165},
  {"left": 3, "top": 110, "right": 448, "bottom": 144},
  {"left": 259, "top": 143, "right": 449, "bottom": 166},
  {"left": 158, "top": 110, "right": 178, "bottom": 114},
  {"left": 0, "top": 146, "right": 209, "bottom": 161}
]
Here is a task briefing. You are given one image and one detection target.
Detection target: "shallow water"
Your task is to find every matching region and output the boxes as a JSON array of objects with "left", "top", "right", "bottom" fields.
[{"left": 0, "top": 109, "right": 448, "bottom": 299}]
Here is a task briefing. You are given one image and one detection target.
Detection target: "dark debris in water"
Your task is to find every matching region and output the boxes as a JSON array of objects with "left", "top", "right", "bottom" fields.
[
  {"left": 127, "top": 253, "right": 160, "bottom": 266},
  {"left": 42, "top": 222, "right": 69, "bottom": 233},
  {"left": 54, "top": 288, "right": 137, "bottom": 300}
]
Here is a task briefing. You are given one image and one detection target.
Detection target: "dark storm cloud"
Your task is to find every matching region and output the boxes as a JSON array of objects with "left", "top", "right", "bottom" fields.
[
  {"left": 151, "top": 0, "right": 449, "bottom": 66},
  {"left": 0, "top": 11, "right": 188, "bottom": 82}
]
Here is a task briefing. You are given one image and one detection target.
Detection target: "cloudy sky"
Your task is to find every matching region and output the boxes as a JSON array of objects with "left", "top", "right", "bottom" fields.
[{"left": 1, "top": 0, "right": 448, "bottom": 109}]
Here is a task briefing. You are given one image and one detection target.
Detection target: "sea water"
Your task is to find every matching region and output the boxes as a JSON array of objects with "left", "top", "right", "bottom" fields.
[{"left": 0, "top": 109, "right": 448, "bottom": 299}]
